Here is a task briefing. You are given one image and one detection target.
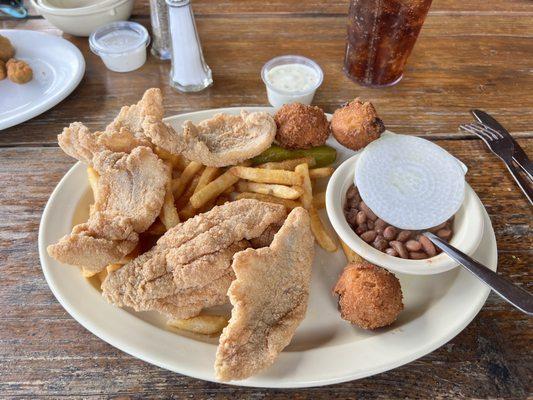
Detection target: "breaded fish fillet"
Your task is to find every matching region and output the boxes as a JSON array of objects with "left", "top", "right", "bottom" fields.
[
  {"left": 102, "top": 199, "right": 287, "bottom": 319},
  {"left": 47, "top": 147, "right": 169, "bottom": 273},
  {"left": 58, "top": 88, "right": 173, "bottom": 159},
  {"left": 215, "top": 207, "right": 314, "bottom": 381},
  {"left": 146, "top": 110, "right": 276, "bottom": 167}
]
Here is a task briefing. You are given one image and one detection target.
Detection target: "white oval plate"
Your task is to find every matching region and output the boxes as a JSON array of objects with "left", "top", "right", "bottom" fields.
[
  {"left": 0, "top": 30, "right": 85, "bottom": 131},
  {"left": 38, "top": 107, "right": 496, "bottom": 388}
]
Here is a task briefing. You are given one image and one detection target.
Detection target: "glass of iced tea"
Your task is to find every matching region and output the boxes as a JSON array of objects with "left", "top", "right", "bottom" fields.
[{"left": 343, "top": 0, "right": 433, "bottom": 87}]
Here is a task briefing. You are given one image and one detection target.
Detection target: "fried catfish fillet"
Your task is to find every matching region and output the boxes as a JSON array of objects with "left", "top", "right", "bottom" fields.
[
  {"left": 58, "top": 88, "right": 173, "bottom": 160},
  {"left": 215, "top": 207, "right": 314, "bottom": 381},
  {"left": 101, "top": 199, "right": 287, "bottom": 319},
  {"left": 146, "top": 110, "right": 276, "bottom": 167},
  {"left": 47, "top": 147, "right": 169, "bottom": 273}
]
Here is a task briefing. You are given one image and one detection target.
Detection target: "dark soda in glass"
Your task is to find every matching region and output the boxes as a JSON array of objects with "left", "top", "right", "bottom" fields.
[{"left": 343, "top": 0, "right": 433, "bottom": 87}]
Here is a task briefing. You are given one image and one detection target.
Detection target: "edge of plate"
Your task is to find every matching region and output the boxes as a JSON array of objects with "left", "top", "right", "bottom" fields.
[
  {"left": 38, "top": 108, "right": 495, "bottom": 388},
  {"left": 0, "top": 30, "right": 86, "bottom": 131}
]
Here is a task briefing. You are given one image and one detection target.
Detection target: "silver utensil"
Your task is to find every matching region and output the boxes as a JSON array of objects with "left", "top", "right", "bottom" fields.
[
  {"left": 459, "top": 122, "right": 533, "bottom": 204},
  {"left": 471, "top": 109, "right": 533, "bottom": 180},
  {"left": 424, "top": 232, "right": 533, "bottom": 315}
]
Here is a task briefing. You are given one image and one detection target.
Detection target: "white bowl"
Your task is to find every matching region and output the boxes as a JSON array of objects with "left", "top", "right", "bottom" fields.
[
  {"left": 326, "top": 153, "right": 485, "bottom": 275},
  {"left": 31, "top": 0, "right": 134, "bottom": 37}
]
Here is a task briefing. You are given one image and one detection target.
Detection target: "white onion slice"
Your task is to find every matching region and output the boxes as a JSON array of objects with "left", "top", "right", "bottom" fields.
[{"left": 354, "top": 134, "right": 466, "bottom": 230}]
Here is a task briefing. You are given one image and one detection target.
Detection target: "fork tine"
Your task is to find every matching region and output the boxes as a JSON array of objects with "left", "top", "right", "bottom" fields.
[
  {"left": 472, "top": 122, "right": 500, "bottom": 140},
  {"left": 478, "top": 123, "right": 504, "bottom": 139},
  {"left": 460, "top": 124, "right": 493, "bottom": 141}
]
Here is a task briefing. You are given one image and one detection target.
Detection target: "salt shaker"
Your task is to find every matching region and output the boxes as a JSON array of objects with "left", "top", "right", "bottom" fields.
[
  {"left": 149, "top": 0, "right": 171, "bottom": 60},
  {"left": 166, "top": 0, "right": 213, "bottom": 92}
]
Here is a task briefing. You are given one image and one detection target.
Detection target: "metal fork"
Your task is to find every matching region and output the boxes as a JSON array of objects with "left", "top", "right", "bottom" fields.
[{"left": 460, "top": 122, "right": 533, "bottom": 204}]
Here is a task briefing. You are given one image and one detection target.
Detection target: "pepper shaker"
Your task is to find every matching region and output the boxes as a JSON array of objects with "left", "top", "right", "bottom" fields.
[
  {"left": 149, "top": 0, "right": 171, "bottom": 60},
  {"left": 166, "top": 0, "right": 213, "bottom": 92}
]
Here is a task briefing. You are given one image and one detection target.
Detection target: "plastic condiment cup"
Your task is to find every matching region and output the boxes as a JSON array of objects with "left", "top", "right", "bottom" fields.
[
  {"left": 261, "top": 55, "right": 323, "bottom": 108},
  {"left": 89, "top": 21, "right": 150, "bottom": 73}
]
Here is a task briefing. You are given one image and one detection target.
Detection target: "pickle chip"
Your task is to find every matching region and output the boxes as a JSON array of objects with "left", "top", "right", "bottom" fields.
[
  {"left": 252, "top": 145, "right": 336, "bottom": 168},
  {"left": 354, "top": 134, "right": 466, "bottom": 230}
]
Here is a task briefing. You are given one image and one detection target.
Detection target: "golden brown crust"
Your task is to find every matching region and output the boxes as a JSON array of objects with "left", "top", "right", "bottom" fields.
[
  {"left": 333, "top": 262, "right": 403, "bottom": 329},
  {"left": 330, "top": 99, "right": 385, "bottom": 151},
  {"left": 101, "top": 199, "right": 287, "bottom": 320},
  {"left": 274, "top": 103, "right": 330, "bottom": 149},
  {"left": 0, "top": 35, "right": 15, "bottom": 62},
  {"left": 6, "top": 58, "right": 32, "bottom": 84},
  {"left": 0, "top": 60, "right": 6, "bottom": 81},
  {"left": 215, "top": 207, "right": 314, "bottom": 381}
]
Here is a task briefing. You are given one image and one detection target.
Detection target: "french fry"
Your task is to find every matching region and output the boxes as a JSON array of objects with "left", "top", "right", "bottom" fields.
[
  {"left": 309, "top": 207, "right": 338, "bottom": 252},
  {"left": 295, "top": 163, "right": 313, "bottom": 209},
  {"left": 230, "top": 166, "right": 302, "bottom": 186},
  {"left": 171, "top": 161, "right": 203, "bottom": 198},
  {"left": 190, "top": 169, "right": 240, "bottom": 209},
  {"left": 178, "top": 203, "right": 196, "bottom": 220},
  {"left": 107, "top": 263, "right": 124, "bottom": 273},
  {"left": 178, "top": 167, "right": 221, "bottom": 219},
  {"left": 340, "top": 240, "right": 364, "bottom": 263},
  {"left": 309, "top": 167, "right": 335, "bottom": 179},
  {"left": 160, "top": 182, "right": 180, "bottom": 230},
  {"left": 236, "top": 181, "right": 303, "bottom": 200},
  {"left": 154, "top": 146, "right": 187, "bottom": 170},
  {"left": 175, "top": 176, "right": 200, "bottom": 210},
  {"left": 312, "top": 191, "right": 326, "bottom": 209},
  {"left": 146, "top": 219, "right": 167, "bottom": 235},
  {"left": 196, "top": 167, "right": 220, "bottom": 191},
  {"left": 235, "top": 192, "right": 300, "bottom": 209},
  {"left": 81, "top": 267, "right": 97, "bottom": 278},
  {"left": 259, "top": 157, "right": 316, "bottom": 171},
  {"left": 87, "top": 167, "right": 99, "bottom": 197},
  {"left": 295, "top": 163, "right": 338, "bottom": 252},
  {"left": 97, "top": 268, "right": 108, "bottom": 284},
  {"left": 215, "top": 193, "right": 232, "bottom": 206},
  {"left": 167, "top": 314, "right": 229, "bottom": 335}
]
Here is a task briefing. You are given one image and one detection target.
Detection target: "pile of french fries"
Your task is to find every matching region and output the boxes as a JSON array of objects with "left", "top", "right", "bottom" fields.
[{"left": 81, "top": 147, "right": 338, "bottom": 335}]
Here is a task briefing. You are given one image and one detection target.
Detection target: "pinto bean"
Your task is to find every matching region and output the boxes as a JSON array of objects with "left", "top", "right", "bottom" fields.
[
  {"left": 355, "top": 223, "right": 368, "bottom": 235},
  {"left": 437, "top": 228, "right": 452, "bottom": 240},
  {"left": 390, "top": 241, "right": 409, "bottom": 259},
  {"left": 360, "top": 230, "right": 377, "bottom": 243},
  {"left": 373, "top": 236, "right": 388, "bottom": 251},
  {"left": 419, "top": 235, "right": 437, "bottom": 257},
  {"left": 405, "top": 240, "right": 422, "bottom": 252},
  {"left": 397, "top": 230, "right": 412, "bottom": 242},
  {"left": 356, "top": 211, "right": 367, "bottom": 225},
  {"left": 409, "top": 252, "right": 429, "bottom": 260},
  {"left": 345, "top": 210, "right": 358, "bottom": 226},
  {"left": 385, "top": 248, "right": 398, "bottom": 257},
  {"left": 360, "top": 201, "right": 378, "bottom": 221},
  {"left": 383, "top": 226, "right": 397, "bottom": 240},
  {"left": 367, "top": 220, "right": 375, "bottom": 230},
  {"left": 375, "top": 218, "right": 388, "bottom": 234}
]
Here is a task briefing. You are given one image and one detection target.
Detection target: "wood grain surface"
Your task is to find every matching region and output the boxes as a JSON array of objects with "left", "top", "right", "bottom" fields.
[{"left": 0, "top": 0, "right": 532, "bottom": 398}]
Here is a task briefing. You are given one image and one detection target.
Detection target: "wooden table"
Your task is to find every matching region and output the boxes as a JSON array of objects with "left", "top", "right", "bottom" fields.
[{"left": 1, "top": 1, "right": 531, "bottom": 398}]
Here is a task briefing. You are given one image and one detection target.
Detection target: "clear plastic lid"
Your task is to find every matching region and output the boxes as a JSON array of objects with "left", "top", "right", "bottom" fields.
[
  {"left": 261, "top": 55, "right": 323, "bottom": 96},
  {"left": 89, "top": 21, "right": 150, "bottom": 56}
]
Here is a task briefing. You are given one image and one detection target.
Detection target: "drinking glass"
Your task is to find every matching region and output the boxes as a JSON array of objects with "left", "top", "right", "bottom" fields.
[{"left": 343, "top": 0, "right": 433, "bottom": 87}]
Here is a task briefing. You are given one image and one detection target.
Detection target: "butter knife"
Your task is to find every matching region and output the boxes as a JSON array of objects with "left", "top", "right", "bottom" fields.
[{"left": 471, "top": 109, "right": 533, "bottom": 180}]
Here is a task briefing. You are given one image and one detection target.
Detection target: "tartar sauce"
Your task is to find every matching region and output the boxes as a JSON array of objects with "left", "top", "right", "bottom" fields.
[{"left": 267, "top": 63, "right": 319, "bottom": 93}]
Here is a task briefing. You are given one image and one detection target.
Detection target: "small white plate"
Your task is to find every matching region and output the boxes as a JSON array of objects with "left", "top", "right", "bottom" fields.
[
  {"left": 38, "top": 107, "right": 496, "bottom": 388},
  {"left": 0, "top": 30, "right": 85, "bottom": 131}
]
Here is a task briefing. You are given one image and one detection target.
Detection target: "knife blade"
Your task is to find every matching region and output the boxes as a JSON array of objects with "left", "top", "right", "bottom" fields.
[{"left": 471, "top": 109, "right": 533, "bottom": 180}]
